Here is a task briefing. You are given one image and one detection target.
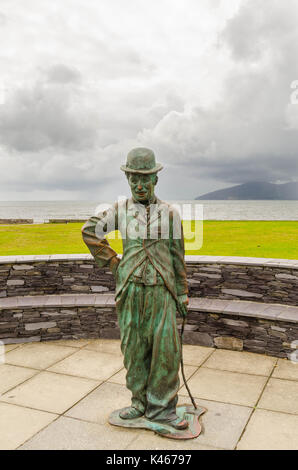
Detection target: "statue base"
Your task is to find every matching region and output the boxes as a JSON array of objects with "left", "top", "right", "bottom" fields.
[{"left": 109, "top": 404, "right": 206, "bottom": 440}]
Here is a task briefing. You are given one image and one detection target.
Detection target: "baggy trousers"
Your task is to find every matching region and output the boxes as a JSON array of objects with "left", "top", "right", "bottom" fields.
[{"left": 116, "top": 281, "right": 181, "bottom": 421}]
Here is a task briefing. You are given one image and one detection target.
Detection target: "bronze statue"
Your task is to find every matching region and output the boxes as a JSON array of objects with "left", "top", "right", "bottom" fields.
[{"left": 82, "top": 148, "right": 205, "bottom": 439}]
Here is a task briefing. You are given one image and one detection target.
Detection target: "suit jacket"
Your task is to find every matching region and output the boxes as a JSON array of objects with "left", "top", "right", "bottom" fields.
[{"left": 81, "top": 197, "right": 188, "bottom": 302}]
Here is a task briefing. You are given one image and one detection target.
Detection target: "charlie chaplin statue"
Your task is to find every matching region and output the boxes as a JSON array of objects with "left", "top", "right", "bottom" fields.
[{"left": 82, "top": 148, "right": 189, "bottom": 431}]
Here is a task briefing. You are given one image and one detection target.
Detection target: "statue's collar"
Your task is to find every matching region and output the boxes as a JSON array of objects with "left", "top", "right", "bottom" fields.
[
  {"left": 127, "top": 197, "right": 168, "bottom": 225},
  {"left": 131, "top": 195, "right": 157, "bottom": 205}
]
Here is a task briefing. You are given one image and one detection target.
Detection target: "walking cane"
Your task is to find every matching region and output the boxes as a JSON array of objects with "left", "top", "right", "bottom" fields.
[{"left": 177, "top": 300, "right": 198, "bottom": 411}]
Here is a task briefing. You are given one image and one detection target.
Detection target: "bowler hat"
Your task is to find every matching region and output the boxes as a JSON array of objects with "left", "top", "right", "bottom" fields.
[{"left": 120, "top": 148, "right": 163, "bottom": 174}]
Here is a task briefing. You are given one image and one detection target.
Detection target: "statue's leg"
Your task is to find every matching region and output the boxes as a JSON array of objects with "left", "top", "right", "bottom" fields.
[
  {"left": 116, "top": 282, "right": 151, "bottom": 417},
  {"left": 144, "top": 285, "right": 186, "bottom": 428}
]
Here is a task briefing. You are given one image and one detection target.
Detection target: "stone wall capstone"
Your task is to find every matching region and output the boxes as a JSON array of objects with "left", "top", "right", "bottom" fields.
[{"left": 0, "top": 255, "right": 297, "bottom": 305}]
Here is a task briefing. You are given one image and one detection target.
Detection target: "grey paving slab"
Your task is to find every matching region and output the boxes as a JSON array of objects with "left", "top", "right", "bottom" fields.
[
  {"left": 3, "top": 344, "right": 21, "bottom": 353},
  {"left": 203, "top": 349, "right": 277, "bottom": 376},
  {"left": 0, "top": 371, "right": 99, "bottom": 414},
  {"left": 52, "top": 339, "right": 91, "bottom": 348},
  {"left": 48, "top": 349, "right": 123, "bottom": 381},
  {"left": 126, "top": 431, "right": 221, "bottom": 450},
  {"left": 0, "top": 338, "right": 297, "bottom": 450},
  {"left": 65, "top": 382, "right": 131, "bottom": 425},
  {"left": 258, "top": 378, "right": 298, "bottom": 414},
  {"left": 0, "top": 364, "right": 38, "bottom": 394},
  {"left": 181, "top": 344, "right": 214, "bottom": 366},
  {"left": 84, "top": 339, "right": 122, "bottom": 355},
  {"left": 177, "top": 396, "right": 252, "bottom": 450},
  {"left": 272, "top": 358, "right": 298, "bottom": 381},
  {"left": 0, "top": 402, "right": 57, "bottom": 450},
  {"left": 237, "top": 409, "right": 298, "bottom": 450},
  {"left": 19, "top": 416, "right": 138, "bottom": 450},
  {"left": 180, "top": 368, "right": 267, "bottom": 407},
  {"left": 5, "top": 342, "right": 77, "bottom": 370}
]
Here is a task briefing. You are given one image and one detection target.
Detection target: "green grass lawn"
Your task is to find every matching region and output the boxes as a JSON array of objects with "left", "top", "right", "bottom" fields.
[{"left": 0, "top": 221, "right": 297, "bottom": 259}]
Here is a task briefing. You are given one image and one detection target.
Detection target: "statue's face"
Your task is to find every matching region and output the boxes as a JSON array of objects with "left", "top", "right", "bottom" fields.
[{"left": 127, "top": 173, "right": 158, "bottom": 203}]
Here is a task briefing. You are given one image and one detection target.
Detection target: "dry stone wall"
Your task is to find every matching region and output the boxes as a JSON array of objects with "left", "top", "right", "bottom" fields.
[
  {"left": 0, "top": 255, "right": 297, "bottom": 305},
  {"left": 0, "top": 255, "right": 297, "bottom": 358},
  {"left": 1, "top": 296, "right": 297, "bottom": 359}
]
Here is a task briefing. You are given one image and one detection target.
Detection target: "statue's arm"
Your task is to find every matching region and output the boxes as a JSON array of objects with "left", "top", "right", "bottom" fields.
[
  {"left": 169, "top": 209, "right": 189, "bottom": 299},
  {"left": 81, "top": 203, "right": 120, "bottom": 274}
]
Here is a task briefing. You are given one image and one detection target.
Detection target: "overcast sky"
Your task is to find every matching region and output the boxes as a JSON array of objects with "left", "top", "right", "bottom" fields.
[{"left": 0, "top": 0, "right": 298, "bottom": 201}]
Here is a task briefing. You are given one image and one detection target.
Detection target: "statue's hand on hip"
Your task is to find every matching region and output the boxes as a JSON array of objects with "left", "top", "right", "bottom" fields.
[{"left": 109, "top": 256, "right": 120, "bottom": 277}]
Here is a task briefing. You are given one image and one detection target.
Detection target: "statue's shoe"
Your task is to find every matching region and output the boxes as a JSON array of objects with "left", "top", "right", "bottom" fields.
[
  {"left": 165, "top": 417, "right": 189, "bottom": 430},
  {"left": 150, "top": 416, "right": 189, "bottom": 430},
  {"left": 119, "top": 407, "right": 144, "bottom": 420}
]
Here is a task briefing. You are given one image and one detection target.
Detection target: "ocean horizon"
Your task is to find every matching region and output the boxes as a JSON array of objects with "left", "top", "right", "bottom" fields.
[{"left": 0, "top": 200, "right": 297, "bottom": 221}]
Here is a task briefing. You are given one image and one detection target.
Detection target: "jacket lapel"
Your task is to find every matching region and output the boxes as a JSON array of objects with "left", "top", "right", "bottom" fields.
[
  {"left": 126, "top": 197, "right": 169, "bottom": 231},
  {"left": 127, "top": 198, "right": 147, "bottom": 225}
]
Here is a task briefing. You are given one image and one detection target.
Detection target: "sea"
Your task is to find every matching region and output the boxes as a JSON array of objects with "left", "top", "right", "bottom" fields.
[{"left": 0, "top": 200, "right": 297, "bottom": 221}]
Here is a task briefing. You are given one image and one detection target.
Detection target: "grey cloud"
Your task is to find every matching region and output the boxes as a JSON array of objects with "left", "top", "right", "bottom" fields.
[
  {"left": 45, "top": 64, "right": 81, "bottom": 84},
  {"left": 137, "top": 0, "right": 298, "bottom": 186},
  {"left": 0, "top": 60, "right": 186, "bottom": 198},
  {"left": 0, "top": 0, "right": 297, "bottom": 201},
  {"left": 0, "top": 80, "right": 99, "bottom": 152},
  {"left": 193, "top": 154, "right": 298, "bottom": 184},
  {"left": 221, "top": 0, "right": 298, "bottom": 62},
  {"left": 0, "top": 12, "right": 6, "bottom": 26},
  {"left": 89, "top": 38, "right": 156, "bottom": 79}
]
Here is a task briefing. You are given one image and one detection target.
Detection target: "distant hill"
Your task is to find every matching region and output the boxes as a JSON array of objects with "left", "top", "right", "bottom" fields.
[{"left": 196, "top": 182, "right": 298, "bottom": 200}]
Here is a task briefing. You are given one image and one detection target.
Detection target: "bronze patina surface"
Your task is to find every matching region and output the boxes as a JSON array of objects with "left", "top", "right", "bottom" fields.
[
  {"left": 109, "top": 405, "right": 206, "bottom": 440},
  {"left": 82, "top": 147, "right": 204, "bottom": 438}
]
